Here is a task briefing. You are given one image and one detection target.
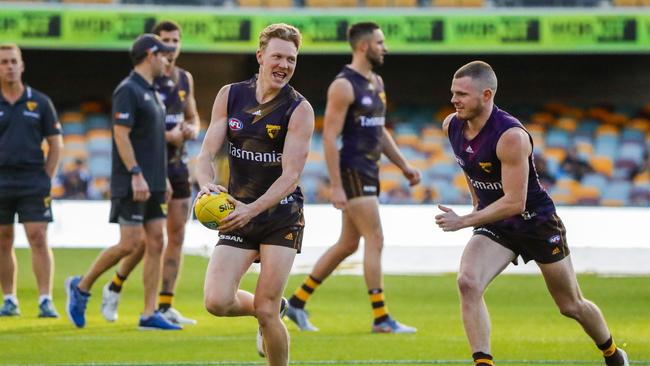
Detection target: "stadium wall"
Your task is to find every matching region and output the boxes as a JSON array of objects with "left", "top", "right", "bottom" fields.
[{"left": 12, "top": 201, "right": 650, "bottom": 275}]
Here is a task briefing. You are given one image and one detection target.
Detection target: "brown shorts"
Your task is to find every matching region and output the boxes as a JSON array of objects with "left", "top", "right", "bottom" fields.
[
  {"left": 341, "top": 168, "right": 379, "bottom": 199},
  {"left": 473, "top": 213, "right": 570, "bottom": 264},
  {"left": 217, "top": 209, "right": 304, "bottom": 253}
]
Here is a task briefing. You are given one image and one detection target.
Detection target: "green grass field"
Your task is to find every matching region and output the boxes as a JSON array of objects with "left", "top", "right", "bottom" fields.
[{"left": 1, "top": 248, "right": 648, "bottom": 366}]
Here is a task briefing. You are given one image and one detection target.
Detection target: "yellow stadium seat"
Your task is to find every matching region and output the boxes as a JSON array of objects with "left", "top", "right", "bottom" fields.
[
  {"left": 61, "top": 0, "right": 114, "bottom": 3},
  {"left": 239, "top": 0, "right": 263, "bottom": 6},
  {"left": 601, "top": 199, "right": 625, "bottom": 207},
  {"left": 630, "top": 118, "right": 650, "bottom": 132},
  {"left": 595, "top": 124, "right": 618, "bottom": 136},
  {"left": 395, "top": 0, "right": 418, "bottom": 6},
  {"left": 453, "top": 173, "right": 468, "bottom": 191},
  {"left": 530, "top": 112, "right": 554, "bottom": 126},
  {"left": 612, "top": 0, "right": 640, "bottom": 5},
  {"left": 418, "top": 141, "right": 443, "bottom": 155},
  {"left": 87, "top": 129, "right": 112, "bottom": 139},
  {"left": 591, "top": 155, "right": 614, "bottom": 177},
  {"left": 576, "top": 185, "right": 600, "bottom": 200},
  {"left": 396, "top": 134, "right": 419, "bottom": 147},
  {"left": 61, "top": 112, "right": 84, "bottom": 124},
  {"left": 435, "top": 106, "right": 455, "bottom": 122},
  {"left": 555, "top": 117, "right": 577, "bottom": 132},
  {"left": 555, "top": 177, "right": 580, "bottom": 195},
  {"left": 432, "top": 0, "right": 460, "bottom": 6},
  {"left": 380, "top": 178, "right": 401, "bottom": 192},
  {"left": 305, "top": 0, "right": 357, "bottom": 6},
  {"left": 551, "top": 192, "right": 577, "bottom": 205},
  {"left": 544, "top": 147, "right": 567, "bottom": 163},
  {"left": 268, "top": 0, "right": 294, "bottom": 7},
  {"left": 461, "top": 0, "right": 483, "bottom": 6},
  {"left": 80, "top": 101, "right": 104, "bottom": 114}
]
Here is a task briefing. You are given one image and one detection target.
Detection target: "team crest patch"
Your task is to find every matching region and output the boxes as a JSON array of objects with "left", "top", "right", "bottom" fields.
[
  {"left": 266, "top": 124, "right": 281, "bottom": 139},
  {"left": 178, "top": 90, "right": 186, "bottom": 102},
  {"left": 160, "top": 203, "right": 168, "bottom": 216},
  {"left": 229, "top": 118, "right": 243, "bottom": 131},
  {"left": 479, "top": 162, "right": 493, "bottom": 173},
  {"left": 43, "top": 196, "right": 52, "bottom": 208},
  {"left": 378, "top": 92, "right": 386, "bottom": 105},
  {"left": 27, "top": 101, "right": 38, "bottom": 111}
]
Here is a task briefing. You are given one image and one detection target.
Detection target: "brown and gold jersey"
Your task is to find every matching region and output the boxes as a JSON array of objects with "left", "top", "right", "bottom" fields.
[{"left": 226, "top": 76, "right": 305, "bottom": 221}]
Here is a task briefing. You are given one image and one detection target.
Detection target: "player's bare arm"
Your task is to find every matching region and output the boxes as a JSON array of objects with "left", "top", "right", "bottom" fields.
[
  {"left": 380, "top": 127, "right": 421, "bottom": 186},
  {"left": 195, "top": 84, "right": 230, "bottom": 195},
  {"left": 323, "top": 78, "right": 354, "bottom": 210},
  {"left": 181, "top": 70, "right": 200, "bottom": 140},
  {"left": 113, "top": 124, "right": 150, "bottom": 202},
  {"left": 44, "top": 133, "right": 63, "bottom": 179},
  {"left": 436, "top": 127, "right": 530, "bottom": 231},
  {"left": 219, "top": 100, "right": 315, "bottom": 233},
  {"left": 441, "top": 113, "right": 455, "bottom": 137}
]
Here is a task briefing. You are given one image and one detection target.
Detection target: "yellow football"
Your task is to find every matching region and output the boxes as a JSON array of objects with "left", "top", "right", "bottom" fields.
[{"left": 194, "top": 192, "right": 235, "bottom": 230}]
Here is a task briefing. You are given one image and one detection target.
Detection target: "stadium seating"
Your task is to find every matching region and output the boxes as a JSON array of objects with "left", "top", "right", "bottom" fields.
[{"left": 52, "top": 101, "right": 650, "bottom": 206}]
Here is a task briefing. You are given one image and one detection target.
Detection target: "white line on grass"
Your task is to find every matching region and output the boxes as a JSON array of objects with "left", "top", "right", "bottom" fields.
[{"left": 13, "top": 360, "right": 650, "bottom": 366}]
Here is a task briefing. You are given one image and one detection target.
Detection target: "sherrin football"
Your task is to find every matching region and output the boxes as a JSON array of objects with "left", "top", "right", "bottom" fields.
[{"left": 194, "top": 192, "right": 235, "bottom": 230}]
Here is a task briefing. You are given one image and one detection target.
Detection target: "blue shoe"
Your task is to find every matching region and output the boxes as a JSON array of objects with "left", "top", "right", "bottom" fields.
[
  {"left": 286, "top": 303, "right": 318, "bottom": 331},
  {"left": 65, "top": 276, "right": 89, "bottom": 328},
  {"left": 138, "top": 311, "right": 182, "bottom": 330},
  {"left": 371, "top": 317, "right": 417, "bottom": 334},
  {"left": 0, "top": 299, "right": 20, "bottom": 317},
  {"left": 38, "top": 299, "right": 59, "bottom": 318}
]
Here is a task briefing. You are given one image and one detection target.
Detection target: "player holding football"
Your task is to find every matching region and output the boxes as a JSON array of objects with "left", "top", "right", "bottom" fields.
[{"left": 196, "top": 23, "right": 314, "bottom": 366}]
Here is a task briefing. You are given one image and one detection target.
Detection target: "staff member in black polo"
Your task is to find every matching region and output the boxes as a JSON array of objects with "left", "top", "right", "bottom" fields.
[
  {"left": 0, "top": 43, "right": 63, "bottom": 318},
  {"left": 65, "top": 34, "right": 181, "bottom": 330}
]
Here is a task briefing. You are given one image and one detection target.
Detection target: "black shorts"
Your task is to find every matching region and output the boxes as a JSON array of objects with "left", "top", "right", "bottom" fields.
[
  {"left": 341, "top": 168, "right": 379, "bottom": 199},
  {"left": 169, "top": 171, "right": 191, "bottom": 200},
  {"left": 109, "top": 192, "right": 167, "bottom": 224},
  {"left": 0, "top": 194, "right": 53, "bottom": 224},
  {"left": 217, "top": 209, "right": 304, "bottom": 253},
  {"left": 473, "top": 213, "right": 570, "bottom": 264}
]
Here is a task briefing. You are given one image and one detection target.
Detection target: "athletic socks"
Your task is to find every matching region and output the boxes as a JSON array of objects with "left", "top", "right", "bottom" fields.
[
  {"left": 38, "top": 294, "right": 52, "bottom": 305},
  {"left": 3, "top": 294, "right": 18, "bottom": 305},
  {"left": 599, "top": 336, "right": 625, "bottom": 366},
  {"left": 473, "top": 352, "right": 494, "bottom": 366},
  {"left": 158, "top": 292, "right": 174, "bottom": 311},
  {"left": 288, "top": 275, "right": 322, "bottom": 309},
  {"left": 108, "top": 272, "right": 127, "bottom": 293},
  {"left": 369, "top": 288, "right": 389, "bottom": 325}
]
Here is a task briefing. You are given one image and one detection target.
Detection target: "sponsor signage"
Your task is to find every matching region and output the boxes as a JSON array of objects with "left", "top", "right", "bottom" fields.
[{"left": 1, "top": 7, "right": 649, "bottom": 53}]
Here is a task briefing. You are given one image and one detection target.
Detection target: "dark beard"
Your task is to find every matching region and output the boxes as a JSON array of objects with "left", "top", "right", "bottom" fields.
[{"left": 367, "top": 54, "right": 383, "bottom": 69}]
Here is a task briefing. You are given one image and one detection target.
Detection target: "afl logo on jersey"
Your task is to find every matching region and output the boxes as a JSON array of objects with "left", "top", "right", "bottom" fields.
[{"left": 229, "top": 118, "right": 243, "bottom": 131}]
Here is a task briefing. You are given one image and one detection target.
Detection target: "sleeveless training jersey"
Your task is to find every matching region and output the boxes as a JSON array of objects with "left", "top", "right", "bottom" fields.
[
  {"left": 337, "top": 66, "right": 386, "bottom": 178},
  {"left": 226, "top": 76, "right": 305, "bottom": 221},
  {"left": 154, "top": 67, "right": 190, "bottom": 175},
  {"left": 448, "top": 106, "right": 556, "bottom": 229}
]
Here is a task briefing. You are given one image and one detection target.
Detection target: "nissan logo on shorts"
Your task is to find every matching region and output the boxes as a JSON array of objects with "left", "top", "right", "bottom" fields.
[{"left": 229, "top": 118, "right": 243, "bottom": 130}]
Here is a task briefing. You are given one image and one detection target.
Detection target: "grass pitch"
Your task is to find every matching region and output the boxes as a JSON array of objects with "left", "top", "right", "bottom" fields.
[{"left": 1, "top": 248, "right": 648, "bottom": 366}]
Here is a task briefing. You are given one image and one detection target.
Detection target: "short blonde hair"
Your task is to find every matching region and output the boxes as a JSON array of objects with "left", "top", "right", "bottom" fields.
[
  {"left": 258, "top": 23, "right": 302, "bottom": 51},
  {"left": 0, "top": 43, "right": 22, "bottom": 59}
]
